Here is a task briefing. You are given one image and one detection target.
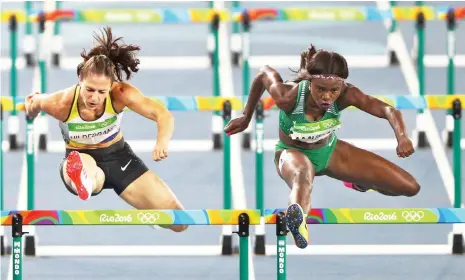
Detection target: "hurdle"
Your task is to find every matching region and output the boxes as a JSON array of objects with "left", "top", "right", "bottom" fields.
[
  {"left": 1, "top": 8, "right": 228, "bottom": 152},
  {"left": 236, "top": 5, "right": 464, "bottom": 149},
  {"left": 2, "top": 207, "right": 465, "bottom": 279},
  {"left": 0, "top": 96, "right": 252, "bottom": 257},
  {"left": 2, "top": 209, "right": 260, "bottom": 280},
  {"left": 252, "top": 96, "right": 465, "bottom": 255}
]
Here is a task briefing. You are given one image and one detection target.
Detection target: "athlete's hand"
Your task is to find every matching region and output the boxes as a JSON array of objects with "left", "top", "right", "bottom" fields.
[
  {"left": 24, "top": 92, "right": 41, "bottom": 118},
  {"left": 224, "top": 115, "right": 250, "bottom": 136},
  {"left": 153, "top": 140, "right": 169, "bottom": 161},
  {"left": 397, "top": 137, "right": 414, "bottom": 158}
]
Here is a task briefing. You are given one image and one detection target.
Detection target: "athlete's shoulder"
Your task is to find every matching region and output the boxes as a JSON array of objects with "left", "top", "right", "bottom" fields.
[
  {"left": 110, "top": 82, "right": 140, "bottom": 97},
  {"left": 336, "top": 83, "right": 364, "bottom": 110},
  {"left": 109, "top": 82, "right": 142, "bottom": 111}
]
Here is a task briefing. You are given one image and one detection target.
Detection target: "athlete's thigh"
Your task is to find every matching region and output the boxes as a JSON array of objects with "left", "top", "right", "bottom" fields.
[
  {"left": 119, "top": 170, "right": 184, "bottom": 210},
  {"left": 325, "top": 140, "right": 419, "bottom": 195},
  {"left": 275, "top": 149, "right": 316, "bottom": 188},
  {"left": 60, "top": 153, "right": 105, "bottom": 193}
]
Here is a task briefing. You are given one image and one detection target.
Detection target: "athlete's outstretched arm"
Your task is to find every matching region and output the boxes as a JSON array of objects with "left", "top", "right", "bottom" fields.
[
  {"left": 24, "top": 88, "right": 73, "bottom": 120},
  {"left": 244, "top": 65, "right": 297, "bottom": 117},
  {"left": 118, "top": 83, "right": 174, "bottom": 161},
  {"left": 225, "top": 65, "right": 297, "bottom": 135},
  {"left": 337, "top": 85, "right": 414, "bottom": 158}
]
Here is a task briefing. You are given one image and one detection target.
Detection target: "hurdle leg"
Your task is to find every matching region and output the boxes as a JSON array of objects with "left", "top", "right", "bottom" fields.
[
  {"left": 230, "top": 1, "right": 242, "bottom": 66},
  {"left": 24, "top": 115, "right": 37, "bottom": 256},
  {"left": 234, "top": 213, "right": 250, "bottom": 280},
  {"left": 414, "top": 11, "right": 429, "bottom": 148},
  {"left": 12, "top": 214, "right": 29, "bottom": 280},
  {"left": 37, "top": 14, "right": 49, "bottom": 151},
  {"left": 222, "top": 101, "right": 233, "bottom": 255},
  {"left": 51, "top": 1, "right": 63, "bottom": 67},
  {"left": 254, "top": 101, "right": 266, "bottom": 255},
  {"left": 443, "top": 9, "right": 456, "bottom": 148},
  {"left": 0, "top": 105, "right": 7, "bottom": 256},
  {"left": 211, "top": 13, "right": 223, "bottom": 150},
  {"left": 276, "top": 212, "right": 287, "bottom": 280},
  {"left": 386, "top": 1, "right": 399, "bottom": 65},
  {"left": 241, "top": 11, "right": 252, "bottom": 150},
  {"left": 24, "top": 1, "right": 36, "bottom": 67},
  {"left": 451, "top": 99, "right": 464, "bottom": 254},
  {"left": 8, "top": 14, "right": 21, "bottom": 150}
]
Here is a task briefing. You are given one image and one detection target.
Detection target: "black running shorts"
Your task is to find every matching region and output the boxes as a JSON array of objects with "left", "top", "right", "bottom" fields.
[{"left": 59, "top": 137, "right": 149, "bottom": 196}]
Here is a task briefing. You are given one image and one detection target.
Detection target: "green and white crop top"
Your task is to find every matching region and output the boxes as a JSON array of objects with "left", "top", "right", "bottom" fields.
[{"left": 278, "top": 80, "right": 342, "bottom": 143}]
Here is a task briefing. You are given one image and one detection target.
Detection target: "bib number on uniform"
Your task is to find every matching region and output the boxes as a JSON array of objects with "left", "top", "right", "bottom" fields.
[{"left": 289, "top": 118, "right": 341, "bottom": 143}]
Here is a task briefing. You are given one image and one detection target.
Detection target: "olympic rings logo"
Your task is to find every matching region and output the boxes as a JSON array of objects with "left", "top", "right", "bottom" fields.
[
  {"left": 322, "top": 122, "right": 333, "bottom": 129},
  {"left": 137, "top": 212, "right": 160, "bottom": 224},
  {"left": 401, "top": 211, "right": 425, "bottom": 222}
]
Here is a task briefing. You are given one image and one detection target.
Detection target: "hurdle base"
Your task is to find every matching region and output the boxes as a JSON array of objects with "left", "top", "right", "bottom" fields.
[
  {"left": 8, "top": 134, "right": 20, "bottom": 150},
  {"left": 417, "top": 131, "right": 429, "bottom": 148},
  {"left": 0, "top": 235, "right": 4, "bottom": 255},
  {"left": 389, "top": 50, "right": 399, "bottom": 66},
  {"left": 452, "top": 234, "right": 464, "bottom": 255},
  {"left": 232, "top": 52, "right": 241, "bottom": 67},
  {"left": 209, "top": 52, "right": 214, "bottom": 67},
  {"left": 52, "top": 53, "right": 60, "bottom": 68},
  {"left": 24, "top": 53, "right": 35, "bottom": 67},
  {"left": 254, "top": 234, "right": 266, "bottom": 255},
  {"left": 242, "top": 132, "right": 251, "bottom": 150},
  {"left": 38, "top": 134, "right": 47, "bottom": 151},
  {"left": 221, "top": 234, "right": 233, "bottom": 255},
  {"left": 445, "top": 130, "right": 453, "bottom": 148},
  {"left": 213, "top": 133, "right": 222, "bottom": 150},
  {"left": 25, "top": 235, "right": 36, "bottom": 256}
]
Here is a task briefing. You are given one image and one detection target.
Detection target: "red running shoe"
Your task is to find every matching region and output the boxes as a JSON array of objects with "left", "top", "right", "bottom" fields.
[
  {"left": 343, "top": 182, "right": 373, "bottom": 192},
  {"left": 66, "top": 151, "right": 92, "bottom": 200}
]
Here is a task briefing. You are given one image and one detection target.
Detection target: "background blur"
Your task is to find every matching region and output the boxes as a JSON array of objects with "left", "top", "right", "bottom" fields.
[{"left": 1, "top": 1, "right": 465, "bottom": 279}]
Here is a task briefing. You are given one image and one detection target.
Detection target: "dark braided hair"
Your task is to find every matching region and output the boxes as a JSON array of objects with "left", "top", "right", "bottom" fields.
[
  {"left": 77, "top": 26, "right": 140, "bottom": 82},
  {"left": 290, "top": 44, "right": 349, "bottom": 83}
]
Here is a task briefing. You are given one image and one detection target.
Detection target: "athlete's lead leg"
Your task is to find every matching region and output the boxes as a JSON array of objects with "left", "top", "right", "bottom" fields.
[
  {"left": 63, "top": 151, "right": 105, "bottom": 200},
  {"left": 325, "top": 140, "right": 420, "bottom": 196},
  {"left": 275, "top": 149, "right": 313, "bottom": 248}
]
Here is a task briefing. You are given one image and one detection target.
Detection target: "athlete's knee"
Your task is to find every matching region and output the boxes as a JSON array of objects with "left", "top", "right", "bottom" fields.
[
  {"left": 171, "top": 225, "right": 188, "bottom": 232},
  {"left": 293, "top": 167, "right": 313, "bottom": 188},
  {"left": 401, "top": 176, "right": 420, "bottom": 197}
]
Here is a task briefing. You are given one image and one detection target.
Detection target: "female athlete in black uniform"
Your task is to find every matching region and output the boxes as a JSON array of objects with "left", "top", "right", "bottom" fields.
[
  {"left": 225, "top": 45, "right": 420, "bottom": 248},
  {"left": 25, "top": 27, "right": 187, "bottom": 232}
]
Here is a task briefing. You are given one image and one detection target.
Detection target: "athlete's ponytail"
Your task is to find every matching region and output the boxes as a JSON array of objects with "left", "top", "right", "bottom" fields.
[
  {"left": 290, "top": 44, "right": 349, "bottom": 83},
  {"left": 77, "top": 26, "right": 140, "bottom": 82}
]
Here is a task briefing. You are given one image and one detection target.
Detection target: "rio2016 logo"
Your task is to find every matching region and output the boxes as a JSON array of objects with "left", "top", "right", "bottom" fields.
[
  {"left": 363, "top": 211, "right": 397, "bottom": 221},
  {"left": 99, "top": 213, "right": 133, "bottom": 223},
  {"left": 401, "top": 211, "right": 425, "bottom": 222}
]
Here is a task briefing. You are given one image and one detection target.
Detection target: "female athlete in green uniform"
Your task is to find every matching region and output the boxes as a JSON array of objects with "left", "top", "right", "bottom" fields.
[
  {"left": 25, "top": 27, "right": 187, "bottom": 232},
  {"left": 224, "top": 45, "right": 420, "bottom": 249}
]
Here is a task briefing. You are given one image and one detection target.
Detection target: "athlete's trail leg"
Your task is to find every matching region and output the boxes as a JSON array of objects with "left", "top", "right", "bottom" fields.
[
  {"left": 275, "top": 149, "right": 313, "bottom": 248},
  {"left": 325, "top": 140, "right": 420, "bottom": 196},
  {"left": 62, "top": 151, "right": 105, "bottom": 200},
  {"left": 119, "top": 171, "right": 188, "bottom": 233}
]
